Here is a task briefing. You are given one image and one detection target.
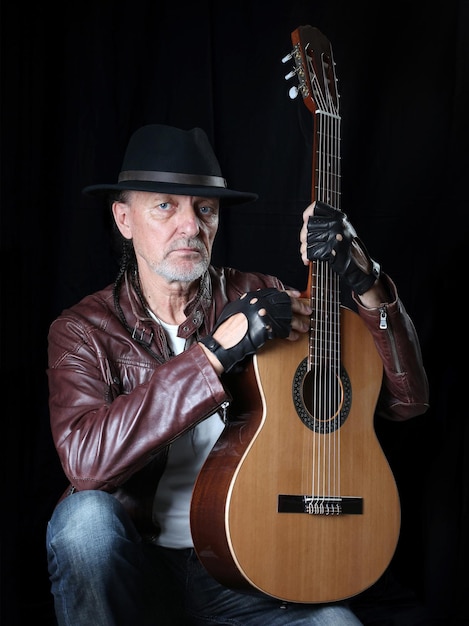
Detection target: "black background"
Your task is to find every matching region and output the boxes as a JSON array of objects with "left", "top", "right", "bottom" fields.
[{"left": 2, "top": 1, "right": 468, "bottom": 624}]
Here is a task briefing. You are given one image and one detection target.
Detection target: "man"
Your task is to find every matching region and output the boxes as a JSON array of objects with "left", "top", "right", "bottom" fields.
[{"left": 46, "top": 124, "right": 429, "bottom": 625}]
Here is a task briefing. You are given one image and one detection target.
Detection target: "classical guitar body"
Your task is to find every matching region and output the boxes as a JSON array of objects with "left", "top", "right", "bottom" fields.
[
  {"left": 191, "top": 24, "right": 401, "bottom": 604},
  {"left": 191, "top": 307, "right": 400, "bottom": 602}
]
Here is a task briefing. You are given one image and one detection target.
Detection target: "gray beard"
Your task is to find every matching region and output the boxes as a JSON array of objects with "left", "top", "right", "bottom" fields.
[{"left": 155, "top": 256, "right": 209, "bottom": 283}]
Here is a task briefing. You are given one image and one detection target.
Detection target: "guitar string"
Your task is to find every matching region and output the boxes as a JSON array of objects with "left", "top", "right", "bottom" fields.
[{"left": 312, "top": 103, "right": 341, "bottom": 508}]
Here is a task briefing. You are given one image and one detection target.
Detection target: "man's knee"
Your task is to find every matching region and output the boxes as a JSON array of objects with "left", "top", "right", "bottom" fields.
[{"left": 47, "top": 490, "right": 139, "bottom": 562}]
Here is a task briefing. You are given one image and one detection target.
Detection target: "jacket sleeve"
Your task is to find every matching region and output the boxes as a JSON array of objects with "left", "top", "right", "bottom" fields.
[
  {"left": 47, "top": 314, "right": 230, "bottom": 493},
  {"left": 353, "top": 274, "right": 430, "bottom": 421}
]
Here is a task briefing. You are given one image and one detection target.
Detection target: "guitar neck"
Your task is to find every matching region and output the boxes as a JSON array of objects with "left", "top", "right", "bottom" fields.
[
  {"left": 288, "top": 25, "right": 342, "bottom": 368},
  {"left": 312, "top": 109, "right": 341, "bottom": 208},
  {"left": 288, "top": 24, "right": 340, "bottom": 206}
]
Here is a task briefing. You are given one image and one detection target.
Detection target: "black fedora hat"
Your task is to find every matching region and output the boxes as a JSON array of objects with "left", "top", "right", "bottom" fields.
[{"left": 82, "top": 124, "right": 258, "bottom": 206}]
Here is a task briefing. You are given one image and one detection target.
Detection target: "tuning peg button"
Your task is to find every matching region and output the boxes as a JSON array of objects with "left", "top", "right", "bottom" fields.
[{"left": 289, "top": 86, "right": 299, "bottom": 99}]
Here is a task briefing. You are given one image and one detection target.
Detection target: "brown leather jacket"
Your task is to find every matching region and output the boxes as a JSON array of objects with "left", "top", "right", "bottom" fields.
[{"left": 47, "top": 265, "right": 429, "bottom": 534}]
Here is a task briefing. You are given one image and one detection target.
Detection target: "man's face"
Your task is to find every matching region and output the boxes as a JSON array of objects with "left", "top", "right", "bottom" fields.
[{"left": 112, "top": 190, "right": 219, "bottom": 284}]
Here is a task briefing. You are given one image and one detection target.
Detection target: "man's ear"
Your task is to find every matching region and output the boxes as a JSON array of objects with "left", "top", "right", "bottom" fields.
[{"left": 112, "top": 201, "right": 132, "bottom": 240}]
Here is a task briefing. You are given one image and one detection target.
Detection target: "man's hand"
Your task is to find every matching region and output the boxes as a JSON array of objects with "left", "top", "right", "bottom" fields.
[
  {"left": 200, "top": 288, "right": 311, "bottom": 374},
  {"left": 300, "top": 201, "right": 381, "bottom": 295}
]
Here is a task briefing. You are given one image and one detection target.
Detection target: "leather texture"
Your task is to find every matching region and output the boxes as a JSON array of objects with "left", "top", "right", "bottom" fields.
[
  {"left": 200, "top": 288, "right": 292, "bottom": 372},
  {"left": 47, "top": 266, "right": 429, "bottom": 535},
  {"left": 307, "top": 201, "right": 381, "bottom": 294}
]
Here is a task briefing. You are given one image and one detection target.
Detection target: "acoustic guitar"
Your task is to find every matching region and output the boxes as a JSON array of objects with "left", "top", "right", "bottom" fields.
[{"left": 190, "top": 25, "right": 400, "bottom": 604}]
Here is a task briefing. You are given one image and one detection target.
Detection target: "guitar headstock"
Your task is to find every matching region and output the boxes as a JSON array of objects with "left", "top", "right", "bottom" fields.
[{"left": 283, "top": 25, "right": 339, "bottom": 117}]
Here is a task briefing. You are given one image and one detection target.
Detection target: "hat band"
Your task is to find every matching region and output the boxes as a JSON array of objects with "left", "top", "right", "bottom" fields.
[{"left": 118, "top": 170, "right": 227, "bottom": 189}]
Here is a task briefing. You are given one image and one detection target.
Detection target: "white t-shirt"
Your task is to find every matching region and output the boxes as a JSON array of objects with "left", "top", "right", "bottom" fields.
[{"left": 150, "top": 317, "right": 225, "bottom": 548}]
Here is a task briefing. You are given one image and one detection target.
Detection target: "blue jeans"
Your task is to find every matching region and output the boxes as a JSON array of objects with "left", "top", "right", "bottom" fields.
[{"left": 46, "top": 490, "right": 363, "bottom": 625}]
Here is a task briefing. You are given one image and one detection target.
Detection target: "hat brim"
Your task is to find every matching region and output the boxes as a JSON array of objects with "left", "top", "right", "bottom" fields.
[{"left": 82, "top": 181, "right": 258, "bottom": 206}]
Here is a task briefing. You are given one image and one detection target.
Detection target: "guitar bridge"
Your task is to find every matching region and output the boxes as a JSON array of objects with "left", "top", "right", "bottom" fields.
[{"left": 278, "top": 494, "right": 363, "bottom": 515}]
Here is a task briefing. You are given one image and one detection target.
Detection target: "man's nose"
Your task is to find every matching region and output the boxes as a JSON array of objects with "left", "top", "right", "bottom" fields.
[{"left": 178, "top": 201, "right": 201, "bottom": 237}]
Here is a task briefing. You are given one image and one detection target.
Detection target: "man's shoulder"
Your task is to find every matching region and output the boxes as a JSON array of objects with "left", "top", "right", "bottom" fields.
[{"left": 52, "top": 283, "right": 115, "bottom": 327}]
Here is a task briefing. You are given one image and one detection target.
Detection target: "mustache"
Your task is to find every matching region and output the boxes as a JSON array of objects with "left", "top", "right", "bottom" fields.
[{"left": 167, "top": 238, "right": 206, "bottom": 254}]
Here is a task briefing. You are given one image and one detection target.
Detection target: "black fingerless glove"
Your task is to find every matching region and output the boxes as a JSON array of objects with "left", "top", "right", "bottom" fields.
[
  {"left": 200, "top": 288, "right": 292, "bottom": 373},
  {"left": 306, "top": 201, "right": 381, "bottom": 295}
]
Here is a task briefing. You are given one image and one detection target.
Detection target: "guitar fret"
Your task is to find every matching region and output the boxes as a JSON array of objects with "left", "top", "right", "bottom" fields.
[{"left": 309, "top": 276, "right": 341, "bottom": 369}]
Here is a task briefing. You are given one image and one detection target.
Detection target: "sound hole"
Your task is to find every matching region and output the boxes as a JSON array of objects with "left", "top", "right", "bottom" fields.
[{"left": 292, "top": 358, "right": 351, "bottom": 434}]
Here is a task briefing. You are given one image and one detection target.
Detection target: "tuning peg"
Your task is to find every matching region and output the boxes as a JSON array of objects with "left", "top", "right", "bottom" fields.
[{"left": 282, "top": 49, "right": 300, "bottom": 98}]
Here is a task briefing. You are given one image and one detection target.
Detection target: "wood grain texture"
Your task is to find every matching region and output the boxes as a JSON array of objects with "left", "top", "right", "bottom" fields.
[{"left": 191, "top": 306, "right": 400, "bottom": 603}]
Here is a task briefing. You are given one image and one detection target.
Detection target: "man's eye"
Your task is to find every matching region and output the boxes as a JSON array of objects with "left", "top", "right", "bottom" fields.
[
  {"left": 158, "top": 202, "right": 171, "bottom": 210},
  {"left": 200, "top": 205, "right": 215, "bottom": 215}
]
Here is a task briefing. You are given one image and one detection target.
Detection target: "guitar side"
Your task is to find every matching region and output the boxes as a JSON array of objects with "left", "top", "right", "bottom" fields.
[
  {"left": 190, "top": 356, "right": 265, "bottom": 589},
  {"left": 191, "top": 307, "right": 401, "bottom": 603}
]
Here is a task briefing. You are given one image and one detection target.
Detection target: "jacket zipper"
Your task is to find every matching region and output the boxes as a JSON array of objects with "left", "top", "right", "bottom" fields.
[
  {"left": 379, "top": 305, "right": 402, "bottom": 374},
  {"left": 220, "top": 401, "right": 230, "bottom": 424}
]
